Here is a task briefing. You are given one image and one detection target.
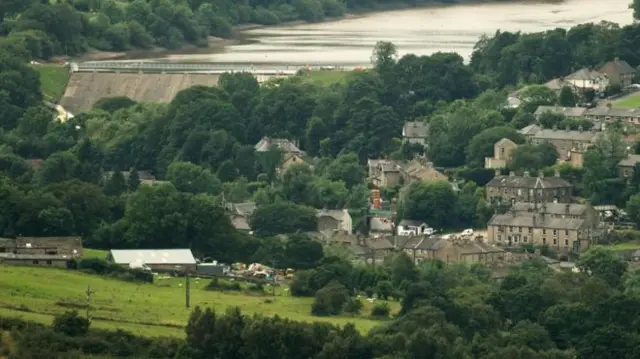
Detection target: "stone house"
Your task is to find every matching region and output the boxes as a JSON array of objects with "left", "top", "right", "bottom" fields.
[
  {"left": 280, "top": 152, "right": 312, "bottom": 173},
  {"left": 226, "top": 202, "right": 257, "bottom": 231},
  {"left": 396, "top": 220, "right": 429, "bottom": 236},
  {"left": 532, "top": 128, "right": 600, "bottom": 165},
  {"left": 485, "top": 138, "right": 518, "bottom": 169},
  {"left": 399, "top": 236, "right": 506, "bottom": 265},
  {"left": 511, "top": 202, "right": 599, "bottom": 228},
  {"left": 402, "top": 121, "right": 429, "bottom": 146},
  {"left": 564, "top": 68, "right": 609, "bottom": 92},
  {"left": 597, "top": 58, "right": 635, "bottom": 87},
  {"left": 401, "top": 159, "right": 447, "bottom": 183},
  {"left": 0, "top": 236, "right": 83, "bottom": 268},
  {"left": 619, "top": 154, "right": 640, "bottom": 178},
  {"left": 485, "top": 171, "right": 573, "bottom": 204},
  {"left": 487, "top": 207, "right": 597, "bottom": 252},
  {"left": 518, "top": 124, "right": 542, "bottom": 140},
  {"left": 367, "top": 159, "right": 403, "bottom": 187},
  {"left": 584, "top": 107, "right": 640, "bottom": 126},
  {"left": 316, "top": 209, "right": 352, "bottom": 233}
]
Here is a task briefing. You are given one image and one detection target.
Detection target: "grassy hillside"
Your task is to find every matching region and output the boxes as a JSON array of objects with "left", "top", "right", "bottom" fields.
[
  {"left": 32, "top": 64, "right": 69, "bottom": 102},
  {"left": 0, "top": 265, "right": 396, "bottom": 338}
]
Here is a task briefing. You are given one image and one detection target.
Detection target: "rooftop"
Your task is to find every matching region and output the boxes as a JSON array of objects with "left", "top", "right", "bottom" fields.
[
  {"left": 518, "top": 124, "right": 541, "bottom": 136},
  {"left": 403, "top": 121, "right": 429, "bottom": 138},
  {"left": 486, "top": 174, "right": 571, "bottom": 189},
  {"left": 565, "top": 68, "right": 606, "bottom": 81},
  {"left": 109, "top": 249, "right": 196, "bottom": 265},
  {"left": 512, "top": 202, "right": 591, "bottom": 217},
  {"left": 489, "top": 213, "right": 586, "bottom": 230},
  {"left": 316, "top": 209, "right": 349, "bottom": 221},
  {"left": 534, "top": 106, "right": 588, "bottom": 118},
  {"left": 585, "top": 107, "right": 640, "bottom": 118},
  {"left": 619, "top": 154, "right": 640, "bottom": 167},
  {"left": 254, "top": 137, "right": 303, "bottom": 154},
  {"left": 598, "top": 58, "right": 635, "bottom": 76},
  {"left": 533, "top": 128, "right": 600, "bottom": 142}
]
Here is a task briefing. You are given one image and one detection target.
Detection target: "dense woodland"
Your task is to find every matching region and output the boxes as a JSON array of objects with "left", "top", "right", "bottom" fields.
[
  {"left": 4, "top": 4, "right": 640, "bottom": 358},
  {"left": 5, "top": 250, "right": 640, "bottom": 359}
]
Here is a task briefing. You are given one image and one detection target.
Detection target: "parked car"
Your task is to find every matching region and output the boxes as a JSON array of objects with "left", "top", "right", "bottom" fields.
[{"left": 461, "top": 229, "right": 474, "bottom": 236}]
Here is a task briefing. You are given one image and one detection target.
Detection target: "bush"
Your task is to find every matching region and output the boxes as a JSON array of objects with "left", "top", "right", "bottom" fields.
[
  {"left": 376, "top": 280, "right": 393, "bottom": 300},
  {"left": 76, "top": 258, "right": 153, "bottom": 283},
  {"left": 311, "top": 280, "right": 349, "bottom": 316},
  {"left": 205, "top": 278, "right": 241, "bottom": 291},
  {"left": 52, "top": 311, "right": 90, "bottom": 337},
  {"left": 344, "top": 298, "right": 363, "bottom": 314},
  {"left": 371, "top": 302, "right": 390, "bottom": 318},
  {"left": 245, "top": 283, "right": 265, "bottom": 294}
]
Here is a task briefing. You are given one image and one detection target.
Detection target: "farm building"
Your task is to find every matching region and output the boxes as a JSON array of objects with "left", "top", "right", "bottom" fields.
[
  {"left": 108, "top": 249, "right": 197, "bottom": 274},
  {"left": 0, "top": 236, "right": 83, "bottom": 268}
]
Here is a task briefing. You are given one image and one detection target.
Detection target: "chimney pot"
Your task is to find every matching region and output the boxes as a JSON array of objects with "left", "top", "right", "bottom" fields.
[
  {"left": 538, "top": 171, "right": 544, "bottom": 178},
  {"left": 509, "top": 171, "right": 515, "bottom": 177},
  {"left": 523, "top": 171, "right": 530, "bottom": 177},
  {"left": 554, "top": 170, "right": 560, "bottom": 178}
]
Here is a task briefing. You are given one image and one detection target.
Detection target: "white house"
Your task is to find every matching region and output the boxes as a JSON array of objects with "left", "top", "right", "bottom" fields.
[
  {"left": 564, "top": 68, "right": 609, "bottom": 92},
  {"left": 316, "top": 209, "right": 353, "bottom": 234},
  {"left": 396, "top": 220, "right": 434, "bottom": 236}
]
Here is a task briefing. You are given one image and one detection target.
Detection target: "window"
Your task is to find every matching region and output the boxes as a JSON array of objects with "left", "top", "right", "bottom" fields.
[
  {"left": 497, "top": 235, "right": 502, "bottom": 241},
  {"left": 565, "top": 230, "right": 569, "bottom": 235},
  {"left": 543, "top": 229, "right": 546, "bottom": 235},
  {"left": 32, "top": 260, "right": 39, "bottom": 265},
  {"left": 523, "top": 236, "right": 528, "bottom": 243},
  {"left": 46, "top": 260, "right": 52, "bottom": 265},
  {"left": 542, "top": 238, "right": 547, "bottom": 244},
  {"left": 553, "top": 230, "right": 557, "bottom": 235},
  {"left": 510, "top": 227, "right": 514, "bottom": 232},
  {"left": 501, "top": 147, "right": 505, "bottom": 155},
  {"left": 528, "top": 227, "right": 533, "bottom": 234},
  {"left": 553, "top": 238, "right": 557, "bottom": 245},
  {"left": 518, "top": 227, "right": 522, "bottom": 233},
  {"left": 564, "top": 239, "right": 569, "bottom": 246}
]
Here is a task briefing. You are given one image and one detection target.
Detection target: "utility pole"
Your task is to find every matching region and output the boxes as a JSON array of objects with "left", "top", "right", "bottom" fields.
[
  {"left": 85, "top": 285, "right": 95, "bottom": 322},
  {"left": 185, "top": 273, "right": 191, "bottom": 309}
]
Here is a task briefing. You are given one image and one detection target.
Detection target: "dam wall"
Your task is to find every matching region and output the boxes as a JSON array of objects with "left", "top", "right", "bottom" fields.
[{"left": 60, "top": 72, "right": 222, "bottom": 113}]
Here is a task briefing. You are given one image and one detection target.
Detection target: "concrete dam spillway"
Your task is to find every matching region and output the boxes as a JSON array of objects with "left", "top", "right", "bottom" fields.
[
  {"left": 60, "top": 72, "right": 221, "bottom": 113},
  {"left": 59, "top": 62, "right": 298, "bottom": 113}
]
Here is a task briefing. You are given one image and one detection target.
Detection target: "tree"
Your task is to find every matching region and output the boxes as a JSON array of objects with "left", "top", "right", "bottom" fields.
[
  {"left": 577, "top": 247, "right": 628, "bottom": 289},
  {"left": 284, "top": 233, "right": 324, "bottom": 269},
  {"left": 627, "top": 193, "right": 640, "bottom": 229},
  {"left": 326, "top": 153, "right": 365, "bottom": 189},
  {"left": 52, "top": 310, "right": 90, "bottom": 337},
  {"left": 311, "top": 280, "right": 349, "bottom": 316},
  {"left": 36, "top": 151, "right": 79, "bottom": 185},
  {"left": 103, "top": 170, "right": 127, "bottom": 196},
  {"left": 250, "top": 202, "right": 317, "bottom": 236},
  {"left": 510, "top": 143, "right": 558, "bottom": 172},
  {"left": 128, "top": 168, "right": 141, "bottom": 190},
  {"left": 167, "top": 161, "right": 222, "bottom": 195},
  {"left": 466, "top": 126, "right": 525, "bottom": 167},
  {"left": 557, "top": 86, "right": 576, "bottom": 107},
  {"left": 398, "top": 181, "right": 457, "bottom": 229}
]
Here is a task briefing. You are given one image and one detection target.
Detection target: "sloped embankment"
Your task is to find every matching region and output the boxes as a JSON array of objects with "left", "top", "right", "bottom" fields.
[{"left": 60, "top": 72, "right": 220, "bottom": 113}]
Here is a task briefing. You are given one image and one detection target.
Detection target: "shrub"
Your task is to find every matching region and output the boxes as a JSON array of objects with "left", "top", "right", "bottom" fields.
[
  {"left": 311, "top": 280, "right": 349, "bottom": 316},
  {"left": 344, "top": 298, "right": 363, "bottom": 314},
  {"left": 376, "top": 280, "right": 393, "bottom": 300},
  {"left": 371, "top": 302, "right": 390, "bottom": 318},
  {"left": 245, "top": 283, "right": 265, "bottom": 294},
  {"left": 205, "top": 278, "right": 241, "bottom": 291},
  {"left": 52, "top": 311, "right": 90, "bottom": 337}
]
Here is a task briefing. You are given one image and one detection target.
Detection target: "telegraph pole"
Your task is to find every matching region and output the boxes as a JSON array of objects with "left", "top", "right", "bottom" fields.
[
  {"left": 85, "top": 285, "right": 95, "bottom": 322},
  {"left": 185, "top": 273, "right": 191, "bottom": 309}
]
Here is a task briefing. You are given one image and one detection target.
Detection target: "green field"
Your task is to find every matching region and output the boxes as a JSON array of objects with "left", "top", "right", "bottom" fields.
[
  {"left": 0, "top": 265, "right": 396, "bottom": 338},
  {"left": 32, "top": 64, "right": 69, "bottom": 101},
  {"left": 83, "top": 248, "right": 109, "bottom": 259},
  {"left": 613, "top": 93, "right": 640, "bottom": 109},
  {"left": 598, "top": 241, "right": 640, "bottom": 251},
  {"left": 297, "top": 70, "right": 357, "bottom": 86}
]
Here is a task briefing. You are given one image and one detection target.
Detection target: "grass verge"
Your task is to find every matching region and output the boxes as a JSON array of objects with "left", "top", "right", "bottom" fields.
[
  {"left": 0, "top": 265, "right": 396, "bottom": 338},
  {"left": 297, "top": 70, "right": 357, "bottom": 86},
  {"left": 31, "top": 64, "right": 70, "bottom": 101},
  {"left": 613, "top": 93, "right": 640, "bottom": 109}
]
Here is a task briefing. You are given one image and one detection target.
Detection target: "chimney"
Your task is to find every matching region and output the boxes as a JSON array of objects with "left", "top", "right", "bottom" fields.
[
  {"left": 509, "top": 171, "right": 515, "bottom": 177},
  {"left": 495, "top": 168, "right": 501, "bottom": 176},
  {"left": 533, "top": 215, "right": 537, "bottom": 227},
  {"left": 538, "top": 171, "right": 544, "bottom": 178},
  {"left": 523, "top": 171, "right": 530, "bottom": 177},
  {"left": 552, "top": 125, "right": 558, "bottom": 131},
  {"left": 511, "top": 209, "right": 516, "bottom": 217},
  {"left": 426, "top": 162, "right": 433, "bottom": 168},
  {"left": 564, "top": 126, "right": 570, "bottom": 132},
  {"left": 554, "top": 170, "right": 560, "bottom": 178},
  {"left": 565, "top": 203, "right": 570, "bottom": 214},
  {"left": 615, "top": 57, "right": 620, "bottom": 62},
  {"left": 578, "top": 125, "right": 583, "bottom": 132}
]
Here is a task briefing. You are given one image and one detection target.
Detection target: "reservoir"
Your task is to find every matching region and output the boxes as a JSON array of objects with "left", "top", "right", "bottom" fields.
[{"left": 142, "top": 0, "right": 633, "bottom": 65}]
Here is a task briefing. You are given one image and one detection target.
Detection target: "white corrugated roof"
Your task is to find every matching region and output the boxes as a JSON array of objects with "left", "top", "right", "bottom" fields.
[{"left": 109, "top": 249, "right": 196, "bottom": 265}]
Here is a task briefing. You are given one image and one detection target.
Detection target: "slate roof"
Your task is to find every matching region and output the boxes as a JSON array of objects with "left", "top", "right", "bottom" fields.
[
  {"left": 518, "top": 124, "right": 541, "bottom": 136},
  {"left": 544, "top": 78, "right": 567, "bottom": 91},
  {"left": 598, "top": 58, "right": 635, "bottom": 76},
  {"left": 585, "top": 107, "right": 640, "bottom": 118},
  {"left": 512, "top": 202, "right": 590, "bottom": 217},
  {"left": 231, "top": 215, "right": 251, "bottom": 231},
  {"left": 370, "top": 217, "right": 394, "bottom": 232},
  {"left": 403, "top": 121, "right": 429, "bottom": 138},
  {"left": 534, "top": 106, "right": 588, "bottom": 118},
  {"left": 254, "top": 137, "right": 303, "bottom": 154},
  {"left": 495, "top": 138, "right": 517, "bottom": 148},
  {"left": 533, "top": 129, "right": 600, "bottom": 142},
  {"left": 565, "top": 68, "right": 605, "bottom": 81},
  {"left": 231, "top": 202, "right": 257, "bottom": 216},
  {"left": 110, "top": 249, "right": 196, "bottom": 265},
  {"left": 619, "top": 154, "right": 640, "bottom": 167},
  {"left": 486, "top": 175, "right": 571, "bottom": 189},
  {"left": 488, "top": 213, "right": 585, "bottom": 230}
]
